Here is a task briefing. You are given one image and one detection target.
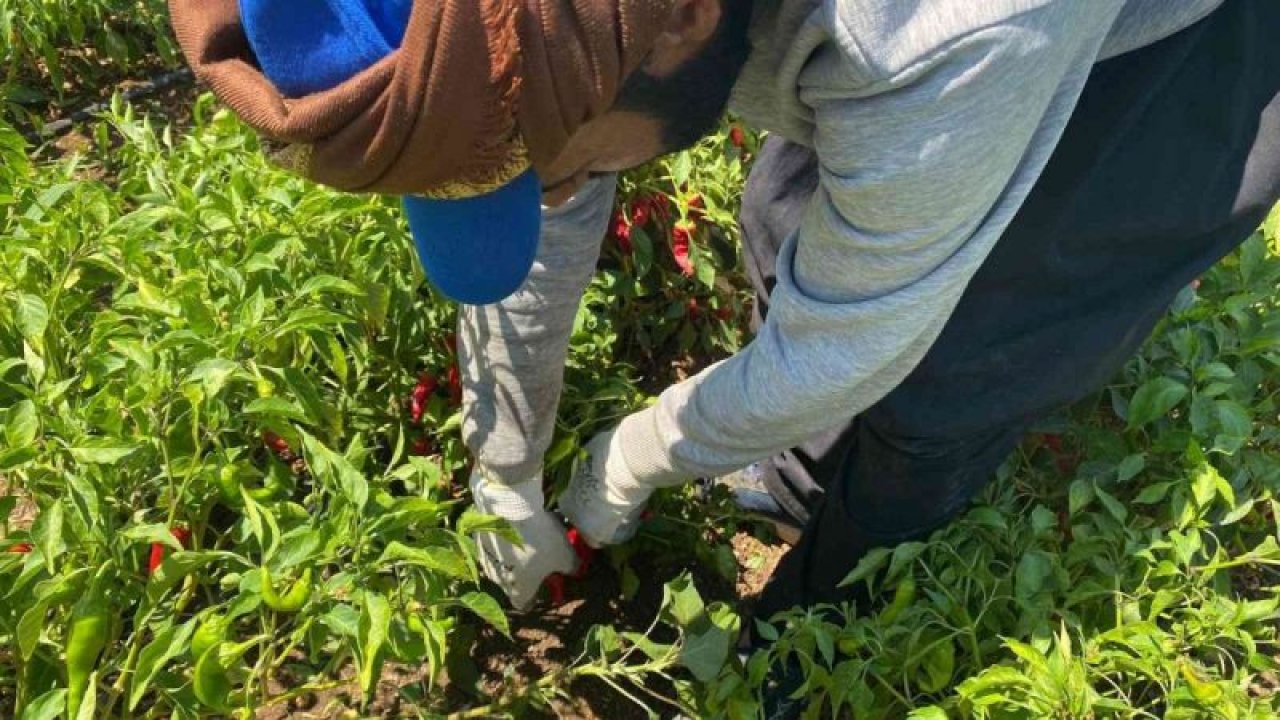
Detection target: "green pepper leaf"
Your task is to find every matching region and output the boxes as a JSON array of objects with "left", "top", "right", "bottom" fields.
[
  {"left": 18, "top": 688, "right": 66, "bottom": 720},
  {"left": 129, "top": 618, "right": 196, "bottom": 710}
]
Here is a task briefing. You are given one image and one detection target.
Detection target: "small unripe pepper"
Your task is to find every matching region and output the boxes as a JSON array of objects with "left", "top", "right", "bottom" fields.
[
  {"left": 879, "top": 575, "right": 917, "bottom": 625},
  {"left": 836, "top": 632, "right": 859, "bottom": 656},
  {"left": 260, "top": 567, "right": 313, "bottom": 613}
]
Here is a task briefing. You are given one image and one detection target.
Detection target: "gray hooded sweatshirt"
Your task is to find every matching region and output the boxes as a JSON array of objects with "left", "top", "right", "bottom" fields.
[{"left": 457, "top": 0, "right": 1224, "bottom": 489}]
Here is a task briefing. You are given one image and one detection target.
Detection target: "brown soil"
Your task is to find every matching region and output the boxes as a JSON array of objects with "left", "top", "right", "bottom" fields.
[
  {"left": 0, "top": 476, "right": 38, "bottom": 534},
  {"left": 258, "top": 531, "right": 788, "bottom": 719}
]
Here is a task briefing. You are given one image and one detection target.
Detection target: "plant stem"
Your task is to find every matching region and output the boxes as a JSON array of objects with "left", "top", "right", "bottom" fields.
[
  {"left": 441, "top": 671, "right": 564, "bottom": 720},
  {"left": 257, "top": 680, "right": 346, "bottom": 709}
]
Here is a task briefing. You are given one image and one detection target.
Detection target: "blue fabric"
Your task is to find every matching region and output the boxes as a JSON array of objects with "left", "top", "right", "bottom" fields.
[
  {"left": 404, "top": 170, "right": 543, "bottom": 305},
  {"left": 238, "top": 0, "right": 542, "bottom": 304},
  {"left": 239, "top": 0, "right": 407, "bottom": 97}
]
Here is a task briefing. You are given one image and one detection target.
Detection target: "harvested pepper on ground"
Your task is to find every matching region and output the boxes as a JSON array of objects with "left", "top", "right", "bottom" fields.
[{"left": 260, "top": 566, "right": 313, "bottom": 613}]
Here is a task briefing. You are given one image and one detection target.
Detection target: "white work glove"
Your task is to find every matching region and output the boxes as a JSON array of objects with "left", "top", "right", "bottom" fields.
[
  {"left": 558, "top": 429, "right": 654, "bottom": 548},
  {"left": 470, "top": 467, "right": 577, "bottom": 611}
]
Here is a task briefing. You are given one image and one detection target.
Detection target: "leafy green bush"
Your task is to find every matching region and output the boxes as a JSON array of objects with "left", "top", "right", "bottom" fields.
[
  {"left": 1, "top": 0, "right": 180, "bottom": 108},
  {"left": 1, "top": 86, "right": 1278, "bottom": 719}
]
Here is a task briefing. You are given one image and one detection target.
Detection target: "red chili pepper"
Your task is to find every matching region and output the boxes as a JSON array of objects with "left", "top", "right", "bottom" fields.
[
  {"left": 147, "top": 544, "right": 165, "bottom": 575},
  {"left": 1040, "top": 433, "right": 1063, "bottom": 454},
  {"left": 410, "top": 436, "right": 433, "bottom": 456},
  {"left": 410, "top": 374, "right": 438, "bottom": 424},
  {"left": 714, "top": 306, "right": 733, "bottom": 321},
  {"left": 651, "top": 193, "right": 672, "bottom": 221},
  {"left": 8, "top": 542, "right": 32, "bottom": 554},
  {"left": 685, "top": 298, "right": 701, "bottom": 320},
  {"left": 545, "top": 573, "right": 567, "bottom": 605},
  {"left": 263, "top": 430, "right": 290, "bottom": 455},
  {"left": 631, "top": 199, "right": 652, "bottom": 228},
  {"left": 729, "top": 126, "right": 745, "bottom": 148},
  {"left": 447, "top": 365, "right": 463, "bottom": 406},
  {"left": 672, "top": 225, "right": 695, "bottom": 277},
  {"left": 565, "top": 527, "right": 595, "bottom": 579},
  {"left": 148, "top": 527, "right": 190, "bottom": 575},
  {"left": 610, "top": 209, "right": 633, "bottom": 255}
]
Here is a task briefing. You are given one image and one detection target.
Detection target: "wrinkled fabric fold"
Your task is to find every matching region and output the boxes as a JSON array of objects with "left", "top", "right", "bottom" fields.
[{"left": 168, "top": 0, "right": 674, "bottom": 197}]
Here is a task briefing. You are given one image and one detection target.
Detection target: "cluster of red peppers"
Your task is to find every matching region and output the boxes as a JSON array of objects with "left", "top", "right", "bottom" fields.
[
  {"left": 406, "top": 361, "right": 463, "bottom": 457},
  {"left": 542, "top": 511, "right": 654, "bottom": 606}
]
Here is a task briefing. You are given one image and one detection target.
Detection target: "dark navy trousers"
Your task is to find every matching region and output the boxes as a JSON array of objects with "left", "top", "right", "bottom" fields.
[{"left": 746, "top": 0, "right": 1280, "bottom": 617}]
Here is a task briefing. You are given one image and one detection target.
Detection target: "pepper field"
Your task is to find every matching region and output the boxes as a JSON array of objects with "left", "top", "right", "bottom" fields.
[{"left": 2, "top": 5, "right": 1280, "bottom": 719}]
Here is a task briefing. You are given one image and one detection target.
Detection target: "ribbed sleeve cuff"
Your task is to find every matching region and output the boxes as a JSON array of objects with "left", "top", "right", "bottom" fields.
[{"left": 613, "top": 405, "right": 689, "bottom": 488}]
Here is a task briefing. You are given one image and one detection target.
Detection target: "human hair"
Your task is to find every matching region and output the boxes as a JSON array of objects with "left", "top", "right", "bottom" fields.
[{"left": 614, "top": 0, "right": 755, "bottom": 152}]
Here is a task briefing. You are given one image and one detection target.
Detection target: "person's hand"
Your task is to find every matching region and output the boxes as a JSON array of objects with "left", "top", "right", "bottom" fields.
[
  {"left": 470, "top": 467, "right": 577, "bottom": 610},
  {"left": 558, "top": 428, "right": 652, "bottom": 548}
]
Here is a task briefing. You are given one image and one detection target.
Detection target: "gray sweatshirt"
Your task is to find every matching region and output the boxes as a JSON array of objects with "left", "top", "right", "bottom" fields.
[{"left": 459, "top": 0, "right": 1224, "bottom": 488}]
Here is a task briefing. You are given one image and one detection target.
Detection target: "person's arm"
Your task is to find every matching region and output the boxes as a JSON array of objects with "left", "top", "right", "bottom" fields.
[
  {"left": 563, "top": 6, "right": 1121, "bottom": 544},
  {"left": 458, "top": 174, "right": 616, "bottom": 608}
]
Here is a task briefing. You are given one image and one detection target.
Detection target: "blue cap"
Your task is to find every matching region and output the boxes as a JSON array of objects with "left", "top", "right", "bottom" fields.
[{"left": 239, "top": 0, "right": 542, "bottom": 305}]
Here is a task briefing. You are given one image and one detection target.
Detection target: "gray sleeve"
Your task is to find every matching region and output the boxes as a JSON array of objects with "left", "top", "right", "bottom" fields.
[
  {"left": 613, "top": 8, "right": 1116, "bottom": 484},
  {"left": 458, "top": 175, "right": 616, "bottom": 484}
]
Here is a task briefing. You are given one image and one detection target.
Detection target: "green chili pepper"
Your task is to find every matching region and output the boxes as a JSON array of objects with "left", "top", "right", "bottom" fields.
[
  {"left": 217, "top": 465, "right": 244, "bottom": 506},
  {"left": 261, "top": 567, "right": 313, "bottom": 613},
  {"left": 879, "top": 575, "right": 917, "bottom": 625},
  {"left": 836, "top": 631, "right": 860, "bottom": 656},
  {"left": 218, "top": 465, "right": 282, "bottom": 507},
  {"left": 65, "top": 584, "right": 109, "bottom": 718},
  {"left": 193, "top": 637, "right": 259, "bottom": 712},
  {"left": 191, "top": 612, "right": 230, "bottom": 661}
]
